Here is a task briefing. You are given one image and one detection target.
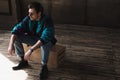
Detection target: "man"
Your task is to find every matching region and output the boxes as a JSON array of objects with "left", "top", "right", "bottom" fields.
[{"left": 8, "top": 2, "right": 56, "bottom": 79}]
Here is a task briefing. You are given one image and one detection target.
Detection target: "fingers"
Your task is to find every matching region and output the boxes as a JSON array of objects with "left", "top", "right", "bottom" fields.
[
  {"left": 8, "top": 46, "right": 15, "bottom": 56},
  {"left": 8, "top": 48, "right": 12, "bottom": 55},
  {"left": 24, "top": 50, "right": 31, "bottom": 61},
  {"left": 24, "top": 54, "right": 30, "bottom": 61},
  {"left": 24, "top": 55, "right": 29, "bottom": 61}
]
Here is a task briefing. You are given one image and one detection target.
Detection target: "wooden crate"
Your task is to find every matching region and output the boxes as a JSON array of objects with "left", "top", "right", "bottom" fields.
[{"left": 23, "top": 44, "right": 66, "bottom": 69}]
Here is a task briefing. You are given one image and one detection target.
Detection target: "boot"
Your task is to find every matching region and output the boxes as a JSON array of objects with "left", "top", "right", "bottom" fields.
[
  {"left": 12, "top": 59, "right": 29, "bottom": 70},
  {"left": 40, "top": 65, "right": 48, "bottom": 79}
]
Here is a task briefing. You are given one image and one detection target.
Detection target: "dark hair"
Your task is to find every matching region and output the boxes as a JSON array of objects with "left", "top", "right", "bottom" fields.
[{"left": 28, "top": 2, "right": 44, "bottom": 15}]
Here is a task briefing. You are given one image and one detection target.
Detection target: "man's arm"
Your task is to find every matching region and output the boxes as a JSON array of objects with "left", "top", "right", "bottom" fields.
[
  {"left": 24, "top": 40, "right": 43, "bottom": 61},
  {"left": 30, "top": 40, "right": 43, "bottom": 51},
  {"left": 8, "top": 34, "right": 17, "bottom": 55}
]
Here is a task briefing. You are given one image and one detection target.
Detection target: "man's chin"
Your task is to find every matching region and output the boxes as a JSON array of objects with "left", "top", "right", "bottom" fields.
[
  {"left": 30, "top": 18, "right": 34, "bottom": 21},
  {"left": 30, "top": 19, "right": 33, "bottom": 20}
]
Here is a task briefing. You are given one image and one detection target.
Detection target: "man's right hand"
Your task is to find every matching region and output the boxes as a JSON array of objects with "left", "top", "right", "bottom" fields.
[
  {"left": 8, "top": 44, "right": 15, "bottom": 56},
  {"left": 8, "top": 34, "right": 17, "bottom": 55}
]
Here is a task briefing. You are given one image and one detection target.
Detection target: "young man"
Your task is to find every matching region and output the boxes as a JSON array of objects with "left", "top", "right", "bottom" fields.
[{"left": 8, "top": 2, "right": 56, "bottom": 79}]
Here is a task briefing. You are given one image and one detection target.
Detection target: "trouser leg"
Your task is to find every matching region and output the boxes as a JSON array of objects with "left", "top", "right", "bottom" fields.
[
  {"left": 40, "top": 42, "right": 53, "bottom": 79},
  {"left": 14, "top": 35, "right": 39, "bottom": 58},
  {"left": 14, "top": 34, "right": 53, "bottom": 65},
  {"left": 41, "top": 41, "right": 53, "bottom": 65},
  {"left": 14, "top": 39, "right": 24, "bottom": 57},
  {"left": 13, "top": 35, "right": 40, "bottom": 70}
]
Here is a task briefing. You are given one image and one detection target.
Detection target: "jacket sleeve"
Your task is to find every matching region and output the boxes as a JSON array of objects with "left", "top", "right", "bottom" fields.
[
  {"left": 40, "top": 17, "right": 55, "bottom": 44},
  {"left": 11, "top": 16, "right": 29, "bottom": 35}
]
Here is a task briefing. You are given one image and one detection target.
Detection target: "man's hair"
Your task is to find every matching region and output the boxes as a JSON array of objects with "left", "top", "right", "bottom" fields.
[{"left": 28, "top": 2, "right": 44, "bottom": 14}]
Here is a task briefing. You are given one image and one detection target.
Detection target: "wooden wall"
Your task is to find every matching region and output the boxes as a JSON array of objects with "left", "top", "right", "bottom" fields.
[
  {"left": 20, "top": 0, "right": 120, "bottom": 28},
  {"left": 0, "top": 0, "right": 21, "bottom": 30},
  {"left": 0, "top": 0, "right": 120, "bottom": 29}
]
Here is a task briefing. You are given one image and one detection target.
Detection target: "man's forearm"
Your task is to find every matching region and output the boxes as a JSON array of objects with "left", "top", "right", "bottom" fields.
[
  {"left": 30, "top": 40, "right": 43, "bottom": 51},
  {"left": 9, "top": 34, "right": 17, "bottom": 46},
  {"left": 8, "top": 34, "right": 17, "bottom": 55}
]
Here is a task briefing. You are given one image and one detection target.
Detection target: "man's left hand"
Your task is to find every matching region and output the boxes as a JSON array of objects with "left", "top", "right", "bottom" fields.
[{"left": 24, "top": 49, "right": 32, "bottom": 61}]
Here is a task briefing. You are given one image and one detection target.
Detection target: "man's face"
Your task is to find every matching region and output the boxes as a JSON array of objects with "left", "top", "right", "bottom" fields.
[{"left": 28, "top": 8, "right": 40, "bottom": 21}]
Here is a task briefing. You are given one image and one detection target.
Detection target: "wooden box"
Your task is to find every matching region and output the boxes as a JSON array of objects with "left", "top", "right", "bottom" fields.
[{"left": 23, "top": 44, "right": 66, "bottom": 69}]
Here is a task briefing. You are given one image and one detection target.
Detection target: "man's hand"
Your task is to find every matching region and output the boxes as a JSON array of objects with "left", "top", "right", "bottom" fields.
[
  {"left": 24, "top": 40, "right": 42, "bottom": 61},
  {"left": 8, "top": 45, "right": 15, "bottom": 56},
  {"left": 24, "top": 49, "right": 32, "bottom": 61},
  {"left": 8, "top": 34, "right": 17, "bottom": 56}
]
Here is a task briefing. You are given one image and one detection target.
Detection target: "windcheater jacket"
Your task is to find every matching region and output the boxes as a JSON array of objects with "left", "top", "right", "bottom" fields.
[{"left": 11, "top": 15, "right": 55, "bottom": 45}]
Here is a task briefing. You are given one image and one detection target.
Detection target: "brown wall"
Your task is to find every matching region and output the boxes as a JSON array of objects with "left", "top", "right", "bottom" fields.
[
  {"left": 0, "top": 0, "right": 120, "bottom": 29},
  {"left": 20, "top": 0, "right": 120, "bottom": 28},
  {"left": 86, "top": 0, "right": 120, "bottom": 27},
  {"left": 0, "top": 0, "right": 21, "bottom": 30},
  {"left": 20, "top": 0, "right": 85, "bottom": 25}
]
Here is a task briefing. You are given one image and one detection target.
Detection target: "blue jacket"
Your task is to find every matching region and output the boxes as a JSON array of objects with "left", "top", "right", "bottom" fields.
[{"left": 11, "top": 15, "right": 55, "bottom": 45}]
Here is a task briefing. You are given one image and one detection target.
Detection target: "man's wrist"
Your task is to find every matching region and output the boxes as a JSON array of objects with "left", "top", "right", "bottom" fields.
[{"left": 29, "top": 48, "right": 33, "bottom": 52}]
